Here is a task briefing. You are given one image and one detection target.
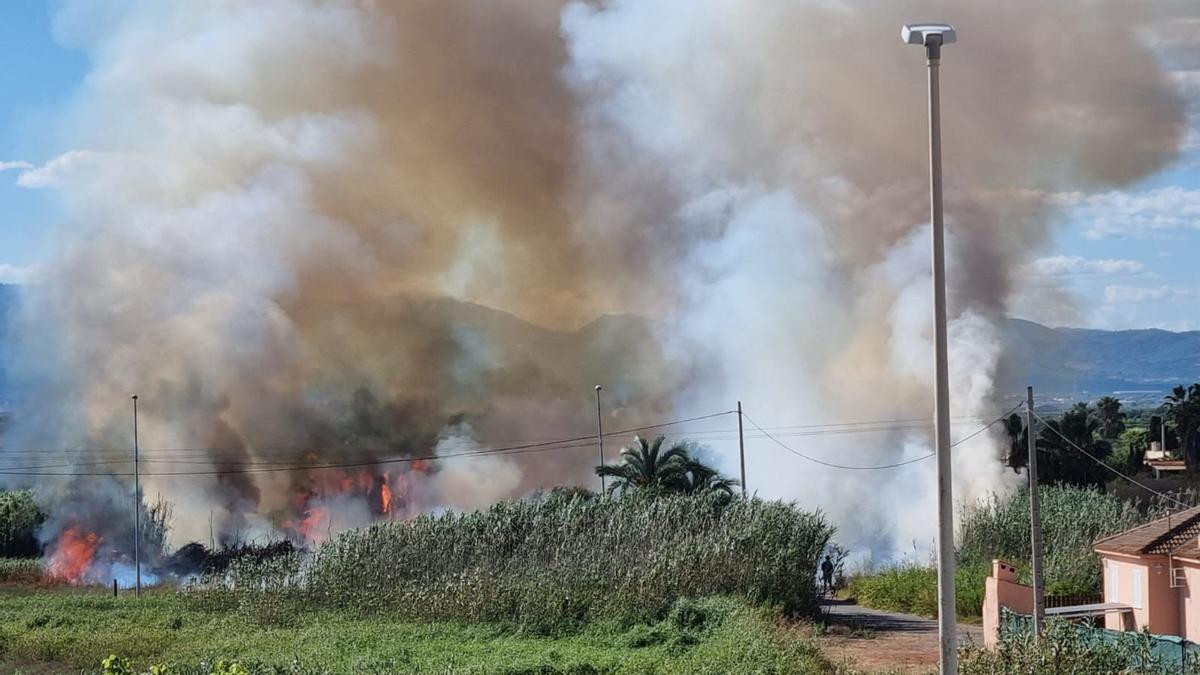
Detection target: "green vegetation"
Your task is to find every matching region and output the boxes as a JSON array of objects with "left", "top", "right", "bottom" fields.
[
  {"left": 1165, "top": 384, "right": 1200, "bottom": 467},
  {"left": 196, "top": 491, "right": 832, "bottom": 629},
  {"left": 0, "top": 589, "right": 834, "bottom": 674},
  {"left": 960, "top": 615, "right": 1193, "bottom": 674},
  {"left": 849, "top": 485, "right": 1161, "bottom": 617},
  {"left": 0, "top": 557, "right": 45, "bottom": 585},
  {"left": 958, "top": 484, "right": 1158, "bottom": 596},
  {"left": 594, "top": 436, "right": 739, "bottom": 497},
  {"left": 845, "top": 562, "right": 987, "bottom": 618},
  {"left": 0, "top": 490, "right": 42, "bottom": 558}
]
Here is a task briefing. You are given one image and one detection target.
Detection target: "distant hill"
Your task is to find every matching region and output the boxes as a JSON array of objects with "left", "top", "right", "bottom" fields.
[
  {"left": 0, "top": 286, "right": 1193, "bottom": 410},
  {"left": 996, "top": 318, "right": 1200, "bottom": 407}
]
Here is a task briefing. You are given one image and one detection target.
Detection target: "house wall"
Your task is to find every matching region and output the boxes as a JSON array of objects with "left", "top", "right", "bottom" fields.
[
  {"left": 1101, "top": 553, "right": 1174, "bottom": 634},
  {"left": 1177, "top": 559, "right": 1200, "bottom": 641}
]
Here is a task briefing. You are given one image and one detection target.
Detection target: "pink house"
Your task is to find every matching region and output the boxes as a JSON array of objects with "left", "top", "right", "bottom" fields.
[{"left": 1093, "top": 506, "right": 1200, "bottom": 640}]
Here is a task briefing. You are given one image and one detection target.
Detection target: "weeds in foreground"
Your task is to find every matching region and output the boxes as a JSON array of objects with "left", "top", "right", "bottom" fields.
[{"left": 961, "top": 616, "right": 1193, "bottom": 674}]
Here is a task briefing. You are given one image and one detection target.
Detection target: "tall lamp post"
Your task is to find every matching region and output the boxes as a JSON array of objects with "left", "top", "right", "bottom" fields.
[
  {"left": 594, "top": 385, "right": 605, "bottom": 494},
  {"left": 902, "top": 22, "right": 957, "bottom": 674},
  {"left": 131, "top": 394, "right": 141, "bottom": 597}
]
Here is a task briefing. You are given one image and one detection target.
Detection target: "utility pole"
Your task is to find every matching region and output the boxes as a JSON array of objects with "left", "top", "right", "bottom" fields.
[
  {"left": 131, "top": 394, "right": 141, "bottom": 597},
  {"left": 1027, "top": 386, "right": 1045, "bottom": 637},
  {"left": 594, "top": 385, "right": 605, "bottom": 494},
  {"left": 902, "top": 23, "right": 958, "bottom": 673},
  {"left": 737, "top": 401, "right": 747, "bottom": 498}
]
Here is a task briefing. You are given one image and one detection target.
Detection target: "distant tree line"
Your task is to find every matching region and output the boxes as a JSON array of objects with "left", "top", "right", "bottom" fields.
[{"left": 1003, "top": 383, "right": 1200, "bottom": 486}]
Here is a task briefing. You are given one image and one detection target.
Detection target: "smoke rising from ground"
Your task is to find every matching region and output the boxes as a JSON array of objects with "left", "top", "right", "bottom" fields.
[{"left": 4, "top": 0, "right": 1190, "bottom": 560}]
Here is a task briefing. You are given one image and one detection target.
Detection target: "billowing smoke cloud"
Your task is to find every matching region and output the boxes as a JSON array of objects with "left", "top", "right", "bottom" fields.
[
  {"left": 3, "top": 0, "right": 1189, "bottom": 563},
  {"left": 561, "top": 0, "right": 1186, "bottom": 559}
]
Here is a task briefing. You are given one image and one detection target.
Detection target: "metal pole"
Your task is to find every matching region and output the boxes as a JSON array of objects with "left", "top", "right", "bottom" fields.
[
  {"left": 132, "top": 394, "right": 141, "bottom": 597},
  {"left": 594, "top": 385, "right": 605, "bottom": 494},
  {"left": 1163, "top": 415, "right": 1168, "bottom": 458},
  {"left": 925, "top": 36, "right": 957, "bottom": 674},
  {"left": 737, "top": 401, "right": 747, "bottom": 498},
  {"left": 1027, "top": 386, "right": 1046, "bottom": 637}
]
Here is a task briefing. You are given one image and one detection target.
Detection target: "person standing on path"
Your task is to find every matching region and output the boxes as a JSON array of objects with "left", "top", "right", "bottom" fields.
[{"left": 821, "top": 555, "right": 835, "bottom": 596}]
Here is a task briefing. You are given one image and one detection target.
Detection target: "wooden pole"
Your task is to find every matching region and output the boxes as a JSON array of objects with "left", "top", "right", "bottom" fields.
[
  {"left": 1027, "top": 386, "right": 1046, "bottom": 637},
  {"left": 737, "top": 401, "right": 747, "bottom": 498}
]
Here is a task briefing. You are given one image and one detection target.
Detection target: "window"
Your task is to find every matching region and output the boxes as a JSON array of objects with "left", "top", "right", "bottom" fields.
[
  {"left": 1133, "top": 568, "right": 1143, "bottom": 609},
  {"left": 1109, "top": 562, "right": 1120, "bottom": 603}
]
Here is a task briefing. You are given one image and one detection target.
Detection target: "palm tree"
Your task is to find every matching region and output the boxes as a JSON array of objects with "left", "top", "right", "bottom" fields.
[
  {"left": 1004, "top": 413, "right": 1026, "bottom": 472},
  {"left": 1035, "top": 402, "right": 1111, "bottom": 488},
  {"left": 679, "top": 458, "right": 741, "bottom": 496},
  {"left": 1095, "top": 396, "right": 1126, "bottom": 440},
  {"left": 1164, "top": 384, "right": 1200, "bottom": 467},
  {"left": 595, "top": 435, "right": 691, "bottom": 495},
  {"left": 595, "top": 436, "right": 739, "bottom": 497}
]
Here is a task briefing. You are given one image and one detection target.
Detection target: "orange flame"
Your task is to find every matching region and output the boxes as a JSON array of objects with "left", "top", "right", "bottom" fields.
[
  {"left": 48, "top": 526, "right": 100, "bottom": 583},
  {"left": 380, "top": 472, "right": 393, "bottom": 515}
]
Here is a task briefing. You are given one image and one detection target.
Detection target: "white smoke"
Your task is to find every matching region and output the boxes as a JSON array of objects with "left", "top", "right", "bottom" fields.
[
  {"left": 2, "top": 0, "right": 1189, "bottom": 562},
  {"left": 562, "top": 0, "right": 1186, "bottom": 559}
]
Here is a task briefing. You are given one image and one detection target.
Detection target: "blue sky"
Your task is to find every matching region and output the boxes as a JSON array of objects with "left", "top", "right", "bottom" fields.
[
  {"left": 0, "top": 5, "right": 1198, "bottom": 331},
  {"left": 0, "top": 3, "right": 86, "bottom": 280}
]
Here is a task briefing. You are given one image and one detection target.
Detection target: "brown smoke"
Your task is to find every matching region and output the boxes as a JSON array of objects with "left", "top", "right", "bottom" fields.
[{"left": 5, "top": 0, "right": 1191, "bottom": 556}]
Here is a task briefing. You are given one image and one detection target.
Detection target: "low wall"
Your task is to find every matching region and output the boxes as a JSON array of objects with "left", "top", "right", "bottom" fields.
[{"left": 982, "top": 559, "right": 1033, "bottom": 648}]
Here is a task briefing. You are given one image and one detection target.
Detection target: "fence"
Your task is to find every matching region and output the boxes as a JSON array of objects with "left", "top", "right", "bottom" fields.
[
  {"left": 1044, "top": 593, "right": 1102, "bottom": 609},
  {"left": 1002, "top": 609, "right": 1200, "bottom": 671}
]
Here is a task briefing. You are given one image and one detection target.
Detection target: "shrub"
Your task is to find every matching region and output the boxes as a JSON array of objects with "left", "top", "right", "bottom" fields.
[
  {"left": 960, "top": 615, "right": 1179, "bottom": 674},
  {"left": 189, "top": 493, "right": 833, "bottom": 627}
]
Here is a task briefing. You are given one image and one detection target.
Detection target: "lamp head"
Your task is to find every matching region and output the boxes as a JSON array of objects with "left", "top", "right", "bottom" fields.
[
  {"left": 594, "top": 385, "right": 602, "bottom": 392},
  {"left": 901, "top": 23, "right": 956, "bottom": 47}
]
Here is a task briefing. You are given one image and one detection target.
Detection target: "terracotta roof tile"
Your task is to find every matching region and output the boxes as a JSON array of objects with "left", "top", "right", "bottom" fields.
[{"left": 1093, "top": 507, "right": 1200, "bottom": 556}]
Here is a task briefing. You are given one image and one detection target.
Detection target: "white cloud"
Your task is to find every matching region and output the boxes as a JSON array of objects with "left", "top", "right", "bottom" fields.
[
  {"left": 1029, "top": 255, "right": 1145, "bottom": 276},
  {"left": 0, "top": 160, "right": 32, "bottom": 172},
  {"left": 0, "top": 263, "right": 39, "bottom": 284},
  {"left": 15, "top": 150, "right": 97, "bottom": 189},
  {"left": 1039, "top": 187, "right": 1200, "bottom": 239},
  {"left": 1103, "top": 284, "right": 1200, "bottom": 304}
]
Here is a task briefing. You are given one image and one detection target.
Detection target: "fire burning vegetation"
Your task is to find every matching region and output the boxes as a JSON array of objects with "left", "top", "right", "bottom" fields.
[
  {"left": 46, "top": 526, "right": 100, "bottom": 585},
  {"left": 0, "top": 0, "right": 1194, "bottom": 671}
]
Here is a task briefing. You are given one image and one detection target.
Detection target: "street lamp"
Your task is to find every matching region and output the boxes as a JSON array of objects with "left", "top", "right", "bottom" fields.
[
  {"left": 131, "top": 394, "right": 141, "bottom": 597},
  {"left": 902, "top": 21, "right": 957, "bottom": 675}
]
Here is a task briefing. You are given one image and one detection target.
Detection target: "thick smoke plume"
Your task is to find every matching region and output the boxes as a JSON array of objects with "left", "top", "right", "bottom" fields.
[{"left": 3, "top": 0, "right": 1190, "bottom": 566}]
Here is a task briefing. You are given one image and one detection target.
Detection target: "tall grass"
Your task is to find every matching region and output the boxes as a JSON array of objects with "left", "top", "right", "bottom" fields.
[
  {"left": 958, "top": 484, "right": 1160, "bottom": 595},
  {"left": 190, "top": 492, "right": 834, "bottom": 628},
  {"left": 0, "top": 490, "right": 43, "bottom": 557},
  {"left": 848, "top": 563, "right": 988, "bottom": 618}
]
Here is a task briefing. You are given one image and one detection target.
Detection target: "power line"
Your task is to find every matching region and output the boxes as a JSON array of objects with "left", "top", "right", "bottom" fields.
[
  {"left": 1030, "top": 410, "right": 1192, "bottom": 510},
  {"left": 0, "top": 410, "right": 739, "bottom": 477},
  {"left": 0, "top": 411, "right": 1012, "bottom": 471},
  {"left": 0, "top": 413, "right": 1010, "bottom": 460},
  {"left": 741, "top": 404, "right": 1021, "bottom": 471}
]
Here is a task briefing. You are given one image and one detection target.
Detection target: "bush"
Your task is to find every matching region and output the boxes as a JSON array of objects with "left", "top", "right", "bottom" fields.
[
  {"left": 189, "top": 493, "right": 833, "bottom": 627},
  {"left": 961, "top": 615, "right": 1181, "bottom": 674}
]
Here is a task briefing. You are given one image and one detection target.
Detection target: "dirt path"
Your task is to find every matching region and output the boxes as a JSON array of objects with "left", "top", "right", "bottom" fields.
[{"left": 816, "top": 599, "right": 983, "bottom": 673}]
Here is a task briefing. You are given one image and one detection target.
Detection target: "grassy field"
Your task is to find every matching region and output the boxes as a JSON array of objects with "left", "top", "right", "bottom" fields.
[{"left": 0, "top": 588, "right": 835, "bottom": 674}]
